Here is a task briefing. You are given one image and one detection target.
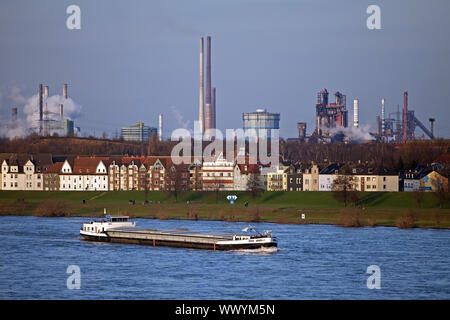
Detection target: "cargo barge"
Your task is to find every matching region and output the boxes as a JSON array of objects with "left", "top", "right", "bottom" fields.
[{"left": 80, "top": 215, "right": 277, "bottom": 251}]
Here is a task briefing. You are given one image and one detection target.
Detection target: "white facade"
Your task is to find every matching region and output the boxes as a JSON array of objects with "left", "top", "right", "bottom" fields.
[
  {"left": 319, "top": 174, "right": 334, "bottom": 191},
  {"left": 403, "top": 179, "right": 420, "bottom": 192},
  {"left": 202, "top": 153, "right": 234, "bottom": 191},
  {"left": 60, "top": 159, "right": 108, "bottom": 191},
  {"left": 1, "top": 159, "right": 43, "bottom": 190}
]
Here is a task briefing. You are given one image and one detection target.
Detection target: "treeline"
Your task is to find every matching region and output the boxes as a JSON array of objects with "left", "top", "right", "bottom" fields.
[
  {"left": 281, "top": 139, "right": 450, "bottom": 171},
  {"left": 0, "top": 134, "right": 449, "bottom": 171}
]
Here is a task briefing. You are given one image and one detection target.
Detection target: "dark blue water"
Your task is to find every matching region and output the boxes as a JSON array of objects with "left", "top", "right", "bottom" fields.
[{"left": 0, "top": 216, "right": 449, "bottom": 299}]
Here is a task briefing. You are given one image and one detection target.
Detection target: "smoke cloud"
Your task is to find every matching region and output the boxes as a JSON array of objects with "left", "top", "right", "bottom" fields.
[
  {"left": 328, "top": 124, "right": 373, "bottom": 142},
  {"left": 0, "top": 87, "right": 83, "bottom": 139}
]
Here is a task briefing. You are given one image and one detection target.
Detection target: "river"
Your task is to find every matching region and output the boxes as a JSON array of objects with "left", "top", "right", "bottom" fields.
[{"left": 0, "top": 216, "right": 448, "bottom": 299}]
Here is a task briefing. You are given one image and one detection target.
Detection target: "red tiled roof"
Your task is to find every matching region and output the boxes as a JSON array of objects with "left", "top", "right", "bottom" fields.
[
  {"left": 44, "top": 162, "right": 64, "bottom": 174},
  {"left": 73, "top": 157, "right": 109, "bottom": 174}
]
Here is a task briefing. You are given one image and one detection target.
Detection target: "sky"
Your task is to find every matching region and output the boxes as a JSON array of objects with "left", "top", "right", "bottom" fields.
[{"left": 0, "top": 0, "right": 449, "bottom": 139}]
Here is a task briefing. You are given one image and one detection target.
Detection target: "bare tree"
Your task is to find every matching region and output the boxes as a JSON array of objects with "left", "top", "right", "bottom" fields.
[
  {"left": 246, "top": 174, "right": 263, "bottom": 199},
  {"left": 412, "top": 191, "right": 424, "bottom": 208},
  {"left": 431, "top": 175, "right": 448, "bottom": 209},
  {"left": 164, "top": 164, "right": 188, "bottom": 202}
]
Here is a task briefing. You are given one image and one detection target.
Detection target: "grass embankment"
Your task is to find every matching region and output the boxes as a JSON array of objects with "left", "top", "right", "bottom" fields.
[{"left": 0, "top": 191, "right": 449, "bottom": 229}]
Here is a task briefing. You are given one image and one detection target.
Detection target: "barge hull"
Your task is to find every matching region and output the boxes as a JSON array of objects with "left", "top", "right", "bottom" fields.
[{"left": 81, "top": 234, "right": 276, "bottom": 250}]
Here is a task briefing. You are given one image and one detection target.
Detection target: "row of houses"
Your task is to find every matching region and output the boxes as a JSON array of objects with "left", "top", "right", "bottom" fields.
[{"left": 0, "top": 153, "right": 448, "bottom": 192}]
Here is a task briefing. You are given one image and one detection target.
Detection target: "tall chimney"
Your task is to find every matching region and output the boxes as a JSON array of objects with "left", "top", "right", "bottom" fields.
[
  {"left": 39, "top": 84, "right": 43, "bottom": 121},
  {"left": 59, "top": 104, "right": 63, "bottom": 120},
  {"left": 381, "top": 98, "right": 385, "bottom": 135},
  {"left": 429, "top": 118, "right": 435, "bottom": 138},
  {"left": 198, "top": 38, "right": 204, "bottom": 134},
  {"left": 44, "top": 85, "right": 49, "bottom": 98},
  {"left": 158, "top": 114, "right": 163, "bottom": 141},
  {"left": 376, "top": 115, "right": 381, "bottom": 136},
  {"left": 353, "top": 99, "right": 359, "bottom": 128},
  {"left": 63, "top": 83, "right": 68, "bottom": 99},
  {"left": 11, "top": 107, "right": 18, "bottom": 122},
  {"left": 205, "top": 36, "right": 212, "bottom": 133},
  {"left": 212, "top": 87, "right": 216, "bottom": 130},
  {"left": 38, "top": 84, "right": 43, "bottom": 135},
  {"left": 403, "top": 91, "right": 408, "bottom": 141}
]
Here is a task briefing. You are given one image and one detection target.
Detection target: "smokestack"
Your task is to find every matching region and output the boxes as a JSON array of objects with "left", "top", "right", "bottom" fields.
[
  {"left": 297, "top": 122, "right": 307, "bottom": 140},
  {"left": 198, "top": 38, "right": 204, "bottom": 134},
  {"left": 63, "top": 83, "right": 68, "bottom": 99},
  {"left": 205, "top": 36, "right": 212, "bottom": 133},
  {"left": 38, "top": 84, "right": 43, "bottom": 135},
  {"left": 429, "top": 118, "right": 435, "bottom": 138},
  {"left": 376, "top": 115, "right": 381, "bottom": 136},
  {"left": 381, "top": 98, "right": 385, "bottom": 135},
  {"left": 403, "top": 91, "right": 408, "bottom": 140},
  {"left": 11, "top": 107, "right": 18, "bottom": 122},
  {"left": 59, "top": 104, "right": 63, "bottom": 121},
  {"left": 158, "top": 114, "right": 163, "bottom": 141},
  {"left": 212, "top": 87, "right": 216, "bottom": 130},
  {"left": 63, "top": 83, "right": 67, "bottom": 99},
  {"left": 353, "top": 99, "right": 359, "bottom": 128},
  {"left": 44, "top": 86, "right": 49, "bottom": 98},
  {"left": 39, "top": 84, "right": 43, "bottom": 121}
]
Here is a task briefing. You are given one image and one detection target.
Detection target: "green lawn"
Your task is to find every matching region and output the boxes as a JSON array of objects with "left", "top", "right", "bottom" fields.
[{"left": 0, "top": 190, "right": 449, "bottom": 228}]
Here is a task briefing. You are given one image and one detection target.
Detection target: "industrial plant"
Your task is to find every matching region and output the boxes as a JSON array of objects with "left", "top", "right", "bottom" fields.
[
  {"left": 292, "top": 88, "right": 437, "bottom": 144},
  {"left": 29, "top": 83, "right": 74, "bottom": 137},
  {"left": 374, "top": 91, "right": 435, "bottom": 142},
  {"left": 314, "top": 89, "right": 348, "bottom": 139}
]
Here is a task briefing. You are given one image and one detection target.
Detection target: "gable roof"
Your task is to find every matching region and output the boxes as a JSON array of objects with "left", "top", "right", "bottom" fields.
[{"left": 45, "top": 162, "right": 64, "bottom": 174}]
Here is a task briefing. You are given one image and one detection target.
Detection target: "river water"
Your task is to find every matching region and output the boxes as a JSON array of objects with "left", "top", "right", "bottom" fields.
[{"left": 0, "top": 216, "right": 448, "bottom": 299}]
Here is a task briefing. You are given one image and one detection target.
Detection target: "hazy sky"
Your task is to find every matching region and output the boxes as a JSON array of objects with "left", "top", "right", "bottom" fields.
[{"left": 1, "top": 0, "right": 449, "bottom": 139}]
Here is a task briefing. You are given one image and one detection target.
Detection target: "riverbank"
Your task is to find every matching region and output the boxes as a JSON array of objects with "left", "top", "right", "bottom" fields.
[{"left": 0, "top": 191, "right": 449, "bottom": 229}]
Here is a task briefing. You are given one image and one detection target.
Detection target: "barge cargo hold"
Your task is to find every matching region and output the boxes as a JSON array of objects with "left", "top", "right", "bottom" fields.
[{"left": 80, "top": 216, "right": 277, "bottom": 251}]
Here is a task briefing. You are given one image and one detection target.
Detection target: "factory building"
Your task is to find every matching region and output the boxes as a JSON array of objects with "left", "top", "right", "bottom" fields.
[
  {"left": 121, "top": 122, "right": 157, "bottom": 142},
  {"left": 243, "top": 108, "right": 280, "bottom": 140},
  {"left": 315, "top": 89, "right": 348, "bottom": 138},
  {"left": 31, "top": 83, "right": 75, "bottom": 137},
  {"left": 375, "top": 91, "right": 435, "bottom": 142}
]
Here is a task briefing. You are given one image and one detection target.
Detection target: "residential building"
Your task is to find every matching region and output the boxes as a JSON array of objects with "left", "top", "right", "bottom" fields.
[
  {"left": 351, "top": 167, "right": 399, "bottom": 192},
  {"left": 233, "top": 161, "right": 264, "bottom": 191},
  {"left": 418, "top": 170, "right": 448, "bottom": 192},
  {"left": 267, "top": 166, "right": 287, "bottom": 191},
  {"left": 286, "top": 164, "right": 304, "bottom": 191},
  {"left": 401, "top": 170, "right": 421, "bottom": 192},
  {"left": 202, "top": 153, "right": 234, "bottom": 191},
  {"left": 319, "top": 163, "right": 342, "bottom": 191},
  {"left": 303, "top": 163, "right": 320, "bottom": 191},
  {"left": 189, "top": 159, "right": 203, "bottom": 191},
  {"left": 43, "top": 162, "right": 64, "bottom": 191},
  {"left": 1, "top": 155, "right": 51, "bottom": 190},
  {"left": 60, "top": 157, "right": 109, "bottom": 191}
]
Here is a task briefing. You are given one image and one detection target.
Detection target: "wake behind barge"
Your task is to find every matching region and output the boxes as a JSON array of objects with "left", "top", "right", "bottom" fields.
[{"left": 80, "top": 216, "right": 277, "bottom": 251}]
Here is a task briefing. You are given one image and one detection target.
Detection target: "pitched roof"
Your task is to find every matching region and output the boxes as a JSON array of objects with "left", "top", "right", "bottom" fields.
[
  {"left": 44, "top": 162, "right": 64, "bottom": 174},
  {"left": 72, "top": 157, "right": 109, "bottom": 174}
]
